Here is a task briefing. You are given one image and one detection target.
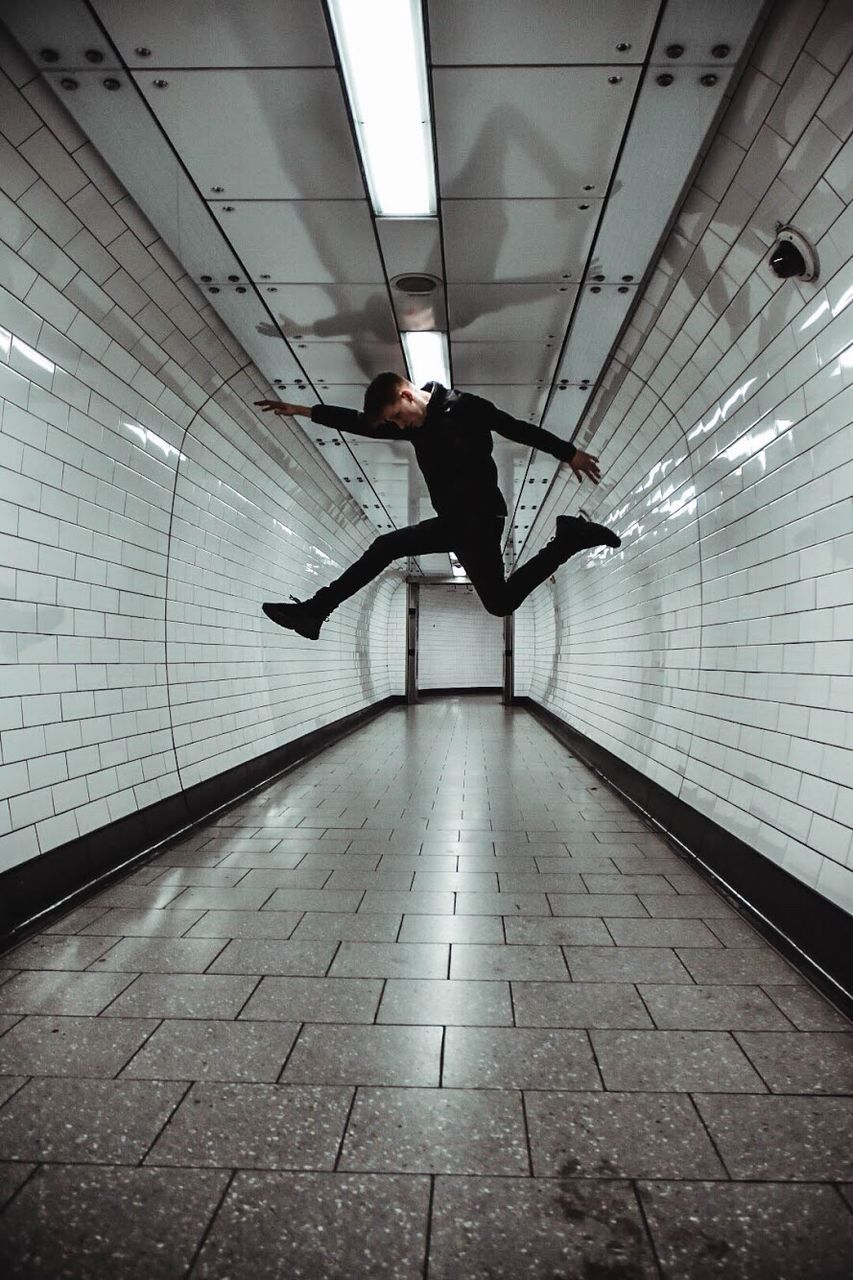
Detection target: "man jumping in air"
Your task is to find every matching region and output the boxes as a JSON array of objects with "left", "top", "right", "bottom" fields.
[{"left": 255, "top": 374, "right": 620, "bottom": 639}]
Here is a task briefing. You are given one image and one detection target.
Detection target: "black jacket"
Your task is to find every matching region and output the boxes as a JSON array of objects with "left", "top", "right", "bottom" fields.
[{"left": 311, "top": 383, "right": 576, "bottom": 519}]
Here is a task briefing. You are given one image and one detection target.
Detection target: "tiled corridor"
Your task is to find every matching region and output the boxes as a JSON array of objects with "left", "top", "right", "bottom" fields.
[{"left": 0, "top": 697, "right": 851, "bottom": 1277}]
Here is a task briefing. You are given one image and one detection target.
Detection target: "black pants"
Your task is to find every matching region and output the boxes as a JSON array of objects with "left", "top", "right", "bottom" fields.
[{"left": 309, "top": 513, "right": 573, "bottom": 618}]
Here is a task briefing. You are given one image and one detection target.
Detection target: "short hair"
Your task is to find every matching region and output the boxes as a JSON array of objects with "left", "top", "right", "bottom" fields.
[{"left": 363, "top": 372, "right": 410, "bottom": 424}]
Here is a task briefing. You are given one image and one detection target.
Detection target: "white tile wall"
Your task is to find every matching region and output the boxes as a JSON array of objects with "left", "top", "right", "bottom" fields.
[
  {"left": 419, "top": 584, "right": 503, "bottom": 690},
  {"left": 0, "top": 33, "right": 405, "bottom": 877},
  {"left": 515, "top": 0, "right": 853, "bottom": 915}
]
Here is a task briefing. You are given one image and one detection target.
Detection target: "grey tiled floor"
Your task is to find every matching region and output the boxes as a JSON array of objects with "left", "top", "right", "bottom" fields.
[{"left": 1, "top": 698, "right": 852, "bottom": 1278}]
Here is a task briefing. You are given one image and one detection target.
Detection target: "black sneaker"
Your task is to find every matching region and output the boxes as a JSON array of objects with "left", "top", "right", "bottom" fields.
[
  {"left": 262, "top": 598, "right": 325, "bottom": 639},
  {"left": 555, "top": 514, "right": 621, "bottom": 550}
]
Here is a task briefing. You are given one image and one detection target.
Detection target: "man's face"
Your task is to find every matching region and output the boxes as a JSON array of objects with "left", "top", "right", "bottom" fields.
[{"left": 384, "top": 389, "right": 427, "bottom": 429}]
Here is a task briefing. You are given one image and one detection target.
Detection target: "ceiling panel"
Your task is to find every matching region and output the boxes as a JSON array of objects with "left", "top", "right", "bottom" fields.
[
  {"left": 298, "top": 341, "right": 405, "bottom": 384},
  {"left": 550, "top": 285, "right": 638, "bottom": 390},
  {"left": 376, "top": 218, "right": 443, "bottom": 279},
  {"left": 0, "top": 0, "right": 121, "bottom": 68},
  {"left": 265, "top": 286, "right": 399, "bottom": 344},
  {"left": 592, "top": 69, "right": 730, "bottom": 279},
  {"left": 544, "top": 385, "right": 597, "bottom": 436},
  {"left": 433, "top": 67, "right": 641, "bottom": 197},
  {"left": 448, "top": 284, "right": 578, "bottom": 342},
  {"left": 441, "top": 200, "right": 600, "bottom": 282},
  {"left": 452, "top": 342, "right": 557, "bottom": 385},
  {"left": 134, "top": 70, "right": 363, "bottom": 199},
  {"left": 653, "top": 0, "right": 767, "bottom": 64},
  {"left": 213, "top": 201, "right": 384, "bottom": 284},
  {"left": 90, "top": 0, "right": 334, "bottom": 68},
  {"left": 428, "top": 0, "right": 659, "bottom": 65}
]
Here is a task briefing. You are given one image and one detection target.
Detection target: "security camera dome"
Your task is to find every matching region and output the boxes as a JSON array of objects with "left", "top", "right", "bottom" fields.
[{"left": 768, "top": 226, "right": 819, "bottom": 282}]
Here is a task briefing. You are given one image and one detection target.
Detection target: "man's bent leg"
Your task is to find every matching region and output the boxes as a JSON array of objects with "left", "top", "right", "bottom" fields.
[{"left": 263, "top": 518, "right": 452, "bottom": 636}]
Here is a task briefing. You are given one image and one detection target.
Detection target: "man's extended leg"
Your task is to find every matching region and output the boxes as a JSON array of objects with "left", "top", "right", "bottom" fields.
[
  {"left": 455, "top": 514, "right": 620, "bottom": 617},
  {"left": 262, "top": 518, "right": 452, "bottom": 637}
]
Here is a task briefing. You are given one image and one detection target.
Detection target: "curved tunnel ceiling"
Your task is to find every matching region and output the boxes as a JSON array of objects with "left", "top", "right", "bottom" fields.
[{"left": 3, "top": 0, "right": 769, "bottom": 578}]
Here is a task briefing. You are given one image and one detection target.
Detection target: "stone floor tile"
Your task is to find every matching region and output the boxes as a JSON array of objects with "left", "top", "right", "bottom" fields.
[
  {"left": 397, "top": 915, "right": 503, "bottom": 943},
  {"left": 582, "top": 874, "right": 676, "bottom": 894},
  {"left": 329, "top": 942, "right": 448, "bottom": 980},
  {"left": 0, "top": 1166, "right": 229, "bottom": 1278},
  {"left": 148, "top": 867, "right": 249, "bottom": 888},
  {"left": 591, "top": 1029, "right": 766, "bottom": 1091},
  {"left": 497, "top": 873, "right": 586, "bottom": 893},
  {"left": 0, "top": 1078, "right": 27, "bottom": 1106},
  {"left": 235, "top": 868, "right": 333, "bottom": 891},
  {"left": 605, "top": 918, "right": 722, "bottom": 947},
  {"left": 339, "top": 1087, "right": 528, "bottom": 1175},
  {"left": 88, "top": 937, "right": 226, "bottom": 973},
  {"left": 450, "top": 943, "right": 568, "bottom": 981},
  {"left": 102, "top": 974, "right": 258, "bottom": 1019},
  {"left": 239, "top": 976, "right": 383, "bottom": 1023},
  {"left": 678, "top": 948, "right": 802, "bottom": 984},
  {"left": 762, "top": 984, "right": 852, "bottom": 1030},
  {"left": 565, "top": 946, "right": 692, "bottom": 983},
  {"left": 734, "top": 1031, "right": 853, "bottom": 1092},
  {"left": 639, "top": 1180, "right": 853, "bottom": 1279},
  {"left": 0, "top": 1014, "right": 21, "bottom": 1034},
  {"left": 455, "top": 892, "right": 552, "bottom": 916},
  {"left": 410, "top": 872, "right": 498, "bottom": 892},
  {"left": 289, "top": 911, "right": 401, "bottom": 941},
  {"left": 263, "top": 888, "right": 365, "bottom": 912},
  {"left": 166, "top": 886, "right": 278, "bottom": 911},
  {"left": 0, "top": 971, "right": 135, "bottom": 1016},
  {"left": 357, "top": 890, "right": 456, "bottom": 915},
  {"left": 548, "top": 893, "right": 647, "bottom": 916},
  {"left": 215, "top": 848, "right": 307, "bottom": 869},
  {"left": 296, "top": 852, "right": 381, "bottom": 871},
  {"left": 377, "top": 978, "right": 512, "bottom": 1026},
  {"left": 0, "top": 935, "right": 119, "bottom": 971},
  {"left": 429, "top": 1176, "right": 657, "bottom": 1278},
  {"left": 638, "top": 983, "right": 794, "bottom": 1030},
  {"left": 193, "top": 1171, "right": 430, "bottom": 1279},
  {"left": 0, "top": 1077, "right": 186, "bottom": 1162},
  {"left": 503, "top": 917, "right": 612, "bottom": 945},
  {"left": 512, "top": 981, "right": 654, "bottom": 1029},
  {"left": 42, "top": 905, "right": 110, "bottom": 934},
  {"left": 206, "top": 939, "right": 336, "bottom": 976},
  {"left": 526, "top": 1091, "right": 726, "bottom": 1178},
  {"left": 442, "top": 1026, "right": 601, "bottom": 1089},
  {"left": 705, "top": 916, "right": 772, "bottom": 946},
  {"left": 0, "top": 1015, "right": 158, "bottom": 1077},
  {"left": 325, "top": 869, "right": 414, "bottom": 890},
  {"left": 0, "top": 1161, "right": 35, "bottom": 1210},
  {"left": 638, "top": 893, "right": 737, "bottom": 918},
  {"left": 182, "top": 910, "right": 302, "bottom": 939},
  {"left": 282, "top": 1024, "right": 441, "bottom": 1086},
  {"left": 122, "top": 1019, "right": 300, "bottom": 1082},
  {"left": 78, "top": 908, "right": 205, "bottom": 937},
  {"left": 84, "top": 886, "right": 184, "bottom": 910},
  {"left": 145, "top": 1082, "right": 352, "bottom": 1169},
  {"left": 694, "top": 1094, "right": 853, "bottom": 1179}
]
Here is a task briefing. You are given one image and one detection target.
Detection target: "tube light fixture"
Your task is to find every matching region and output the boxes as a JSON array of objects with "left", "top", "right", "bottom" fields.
[
  {"left": 327, "top": 0, "right": 436, "bottom": 216},
  {"left": 401, "top": 330, "right": 450, "bottom": 388}
]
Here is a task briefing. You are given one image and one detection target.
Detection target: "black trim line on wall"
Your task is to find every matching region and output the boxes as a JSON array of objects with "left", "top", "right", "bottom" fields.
[
  {"left": 1, "top": 695, "right": 405, "bottom": 947},
  {"left": 519, "top": 697, "right": 853, "bottom": 1021},
  {"left": 419, "top": 686, "right": 503, "bottom": 697}
]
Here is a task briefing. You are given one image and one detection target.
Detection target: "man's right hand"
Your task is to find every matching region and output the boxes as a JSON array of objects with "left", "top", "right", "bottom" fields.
[{"left": 254, "top": 399, "right": 313, "bottom": 418}]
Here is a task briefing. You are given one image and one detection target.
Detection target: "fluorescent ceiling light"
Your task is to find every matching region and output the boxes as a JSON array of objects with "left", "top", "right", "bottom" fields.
[
  {"left": 328, "top": 0, "right": 436, "bottom": 216},
  {"left": 401, "top": 330, "right": 450, "bottom": 387}
]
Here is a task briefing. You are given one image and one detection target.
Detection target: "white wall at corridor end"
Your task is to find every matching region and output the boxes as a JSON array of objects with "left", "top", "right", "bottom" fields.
[
  {"left": 515, "top": 0, "right": 853, "bottom": 915},
  {"left": 0, "top": 29, "right": 404, "bottom": 880}
]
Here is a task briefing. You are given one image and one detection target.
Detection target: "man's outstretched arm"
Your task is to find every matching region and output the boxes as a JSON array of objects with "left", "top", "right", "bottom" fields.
[
  {"left": 472, "top": 396, "right": 603, "bottom": 485},
  {"left": 254, "top": 398, "right": 399, "bottom": 441}
]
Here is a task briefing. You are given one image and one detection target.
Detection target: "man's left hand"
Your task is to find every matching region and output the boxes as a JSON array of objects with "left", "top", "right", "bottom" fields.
[{"left": 568, "top": 449, "right": 601, "bottom": 485}]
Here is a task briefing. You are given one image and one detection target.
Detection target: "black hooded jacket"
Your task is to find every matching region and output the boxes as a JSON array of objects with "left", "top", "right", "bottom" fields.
[{"left": 311, "top": 382, "right": 577, "bottom": 520}]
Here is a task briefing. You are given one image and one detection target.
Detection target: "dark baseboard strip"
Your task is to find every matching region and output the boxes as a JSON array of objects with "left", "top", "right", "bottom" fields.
[
  {"left": 418, "top": 686, "right": 502, "bottom": 697},
  {"left": 1, "top": 694, "right": 405, "bottom": 947},
  {"left": 519, "top": 697, "right": 853, "bottom": 1020}
]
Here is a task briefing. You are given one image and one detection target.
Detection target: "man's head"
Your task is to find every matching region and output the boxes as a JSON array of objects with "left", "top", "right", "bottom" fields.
[{"left": 363, "top": 372, "right": 432, "bottom": 429}]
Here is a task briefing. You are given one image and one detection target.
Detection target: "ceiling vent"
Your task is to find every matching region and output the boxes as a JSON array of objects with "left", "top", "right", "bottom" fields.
[{"left": 392, "top": 273, "right": 440, "bottom": 295}]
